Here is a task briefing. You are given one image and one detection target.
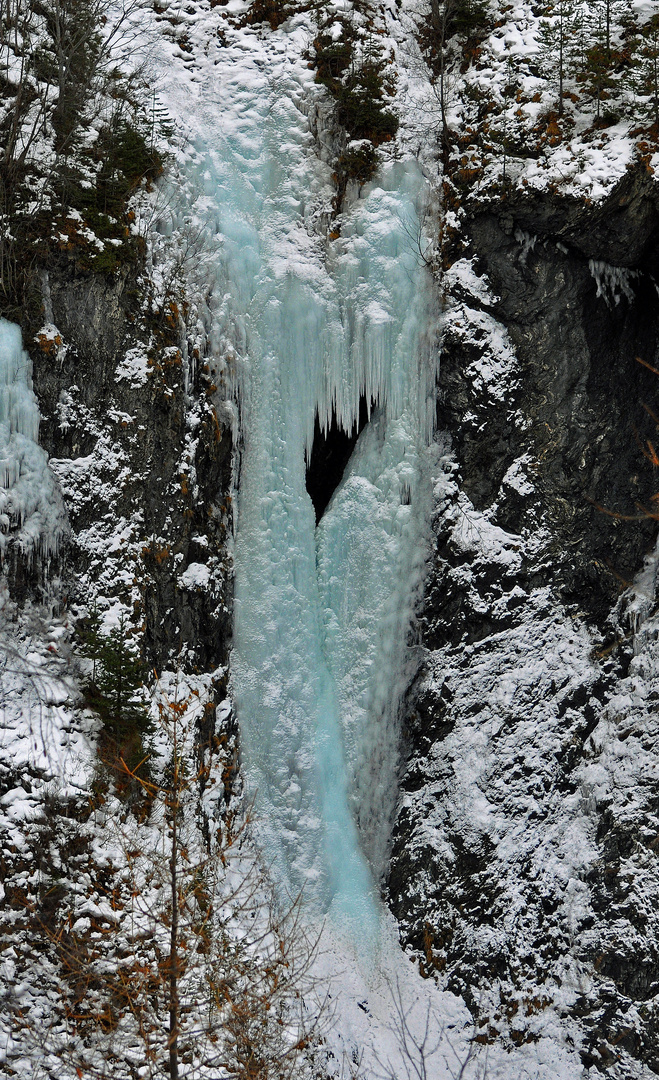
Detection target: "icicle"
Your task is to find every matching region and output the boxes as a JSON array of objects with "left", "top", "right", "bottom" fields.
[
  {"left": 514, "top": 228, "right": 537, "bottom": 266},
  {"left": 589, "top": 259, "right": 638, "bottom": 307}
]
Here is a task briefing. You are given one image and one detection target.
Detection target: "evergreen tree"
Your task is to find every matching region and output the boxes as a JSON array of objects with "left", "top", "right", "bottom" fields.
[
  {"left": 591, "top": 0, "right": 627, "bottom": 60},
  {"left": 581, "top": 41, "right": 618, "bottom": 120},
  {"left": 490, "top": 52, "right": 519, "bottom": 184},
  {"left": 81, "top": 610, "right": 149, "bottom": 738},
  {"left": 147, "top": 90, "right": 175, "bottom": 155},
  {"left": 538, "top": 0, "right": 582, "bottom": 117},
  {"left": 632, "top": 13, "right": 659, "bottom": 127},
  {"left": 578, "top": 0, "right": 628, "bottom": 123},
  {"left": 76, "top": 600, "right": 104, "bottom": 683}
]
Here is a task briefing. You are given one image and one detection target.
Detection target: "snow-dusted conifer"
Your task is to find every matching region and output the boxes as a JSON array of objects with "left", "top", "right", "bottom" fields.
[
  {"left": 76, "top": 600, "right": 104, "bottom": 683},
  {"left": 631, "top": 13, "right": 659, "bottom": 127},
  {"left": 577, "top": 0, "right": 628, "bottom": 122},
  {"left": 84, "top": 611, "right": 148, "bottom": 739},
  {"left": 537, "top": 0, "right": 583, "bottom": 116}
]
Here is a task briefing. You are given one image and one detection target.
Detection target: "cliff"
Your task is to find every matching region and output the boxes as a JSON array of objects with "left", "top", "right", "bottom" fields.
[
  {"left": 2, "top": 0, "right": 659, "bottom": 1077},
  {"left": 389, "top": 170, "right": 659, "bottom": 1075}
]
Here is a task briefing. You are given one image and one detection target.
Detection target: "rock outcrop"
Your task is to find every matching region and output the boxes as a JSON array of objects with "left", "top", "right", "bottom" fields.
[
  {"left": 15, "top": 253, "right": 233, "bottom": 676},
  {"left": 388, "top": 169, "right": 659, "bottom": 1077}
]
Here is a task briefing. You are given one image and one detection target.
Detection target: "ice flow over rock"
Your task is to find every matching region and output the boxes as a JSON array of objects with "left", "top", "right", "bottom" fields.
[
  {"left": 163, "top": 29, "right": 438, "bottom": 933},
  {"left": 0, "top": 319, "right": 65, "bottom": 558}
]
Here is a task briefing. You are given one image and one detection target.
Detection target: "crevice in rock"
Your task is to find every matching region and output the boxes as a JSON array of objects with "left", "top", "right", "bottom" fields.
[{"left": 305, "top": 395, "right": 372, "bottom": 524}]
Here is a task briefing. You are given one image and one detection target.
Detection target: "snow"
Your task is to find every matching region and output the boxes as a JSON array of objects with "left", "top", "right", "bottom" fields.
[
  {"left": 114, "top": 347, "right": 152, "bottom": 386},
  {"left": 2, "top": 0, "right": 658, "bottom": 1075},
  {"left": 501, "top": 456, "right": 535, "bottom": 498},
  {"left": 137, "top": 2, "right": 623, "bottom": 1074},
  {"left": 437, "top": 0, "right": 657, "bottom": 203},
  {"left": 126, "top": 3, "right": 604, "bottom": 1067},
  {"left": 179, "top": 561, "right": 211, "bottom": 589}
]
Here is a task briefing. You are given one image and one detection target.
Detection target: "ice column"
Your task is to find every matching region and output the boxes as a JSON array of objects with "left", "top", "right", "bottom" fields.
[
  {"left": 169, "top": 45, "right": 437, "bottom": 934},
  {"left": 0, "top": 319, "right": 65, "bottom": 557}
]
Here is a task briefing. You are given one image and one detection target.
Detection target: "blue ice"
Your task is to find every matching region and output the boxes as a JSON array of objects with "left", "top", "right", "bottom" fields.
[
  {"left": 0, "top": 319, "right": 64, "bottom": 559},
  {"left": 176, "top": 57, "right": 437, "bottom": 941}
]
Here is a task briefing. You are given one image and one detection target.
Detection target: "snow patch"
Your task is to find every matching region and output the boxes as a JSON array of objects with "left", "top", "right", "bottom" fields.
[
  {"left": 179, "top": 561, "right": 210, "bottom": 590},
  {"left": 114, "top": 347, "right": 151, "bottom": 387}
]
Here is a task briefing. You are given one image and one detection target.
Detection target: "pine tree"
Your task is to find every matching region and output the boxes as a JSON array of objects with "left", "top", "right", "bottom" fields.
[
  {"left": 538, "top": 0, "right": 582, "bottom": 117},
  {"left": 82, "top": 610, "right": 148, "bottom": 739},
  {"left": 592, "top": 0, "right": 627, "bottom": 60},
  {"left": 147, "top": 90, "right": 175, "bottom": 155},
  {"left": 577, "top": 0, "right": 628, "bottom": 123},
  {"left": 581, "top": 41, "right": 618, "bottom": 121},
  {"left": 490, "top": 52, "right": 518, "bottom": 185},
  {"left": 632, "top": 13, "right": 659, "bottom": 127},
  {"left": 76, "top": 600, "right": 104, "bottom": 683}
]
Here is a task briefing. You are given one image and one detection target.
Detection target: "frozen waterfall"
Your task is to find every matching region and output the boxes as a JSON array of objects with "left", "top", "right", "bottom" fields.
[
  {"left": 159, "top": 27, "right": 437, "bottom": 933},
  {"left": 0, "top": 319, "right": 64, "bottom": 559},
  {"left": 229, "top": 147, "right": 437, "bottom": 927}
]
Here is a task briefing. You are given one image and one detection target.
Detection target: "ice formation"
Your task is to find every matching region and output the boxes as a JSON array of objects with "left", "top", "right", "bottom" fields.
[
  {"left": 229, "top": 157, "right": 436, "bottom": 930},
  {"left": 160, "top": 35, "right": 438, "bottom": 929},
  {"left": 0, "top": 319, "right": 65, "bottom": 558},
  {"left": 589, "top": 258, "right": 638, "bottom": 306},
  {"left": 514, "top": 227, "right": 537, "bottom": 265}
]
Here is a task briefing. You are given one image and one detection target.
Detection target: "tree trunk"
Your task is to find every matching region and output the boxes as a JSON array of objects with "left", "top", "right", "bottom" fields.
[
  {"left": 558, "top": 7, "right": 564, "bottom": 116},
  {"left": 168, "top": 763, "right": 179, "bottom": 1080}
]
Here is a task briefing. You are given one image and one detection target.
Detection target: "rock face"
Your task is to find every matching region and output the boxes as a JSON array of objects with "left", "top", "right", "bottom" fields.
[
  {"left": 444, "top": 171, "right": 659, "bottom": 623},
  {"left": 16, "top": 253, "right": 233, "bottom": 676},
  {"left": 387, "top": 170, "right": 659, "bottom": 1076},
  {"left": 5, "top": 119, "right": 659, "bottom": 1076}
]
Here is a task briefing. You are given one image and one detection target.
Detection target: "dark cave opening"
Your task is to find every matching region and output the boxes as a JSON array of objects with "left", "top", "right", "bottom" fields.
[{"left": 305, "top": 396, "right": 372, "bottom": 524}]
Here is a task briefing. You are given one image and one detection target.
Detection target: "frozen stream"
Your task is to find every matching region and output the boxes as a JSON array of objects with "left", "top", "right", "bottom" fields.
[{"left": 160, "top": 25, "right": 437, "bottom": 929}]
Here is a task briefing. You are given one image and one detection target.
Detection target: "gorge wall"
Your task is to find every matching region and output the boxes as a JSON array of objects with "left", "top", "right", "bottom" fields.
[
  {"left": 2, "top": 0, "right": 659, "bottom": 1076},
  {"left": 20, "top": 253, "right": 234, "bottom": 677},
  {"left": 388, "top": 171, "right": 659, "bottom": 1076}
]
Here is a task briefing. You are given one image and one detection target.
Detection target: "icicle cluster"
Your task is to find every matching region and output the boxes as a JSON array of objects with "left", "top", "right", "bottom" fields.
[
  {"left": 589, "top": 259, "right": 638, "bottom": 307},
  {"left": 514, "top": 228, "right": 537, "bottom": 266}
]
